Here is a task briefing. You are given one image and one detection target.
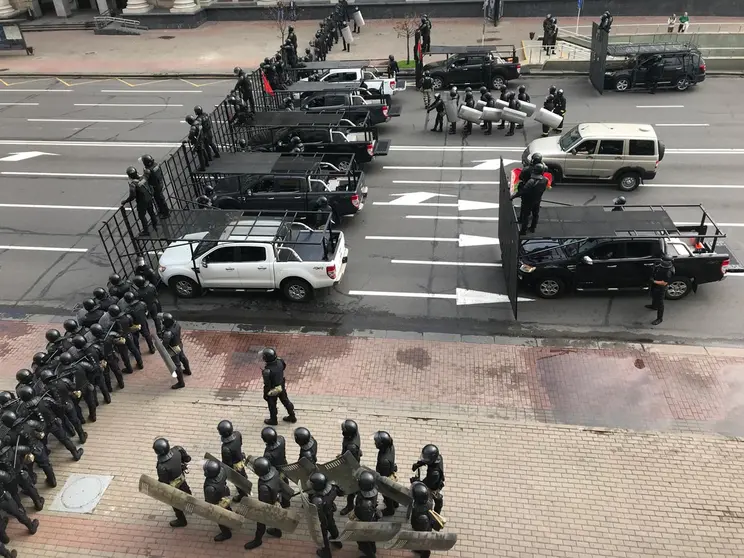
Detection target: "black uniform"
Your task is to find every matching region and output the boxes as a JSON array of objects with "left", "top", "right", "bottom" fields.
[
  {"left": 95, "top": 331, "right": 125, "bottom": 390},
  {"left": 463, "top": 94, "right": 475, "bottom": 135},
  {"left": 516, "top": 90, "right": 530, "bottom": 129},
  {"left": 1, "top": 425, "right": 44, "bottom": 511},
  {"left": 144, "top": 163, "right": 170, "bottom": 218},
  {"left": 220, "top": 430, "right": 249, "bottom": 501},
  {"left": 421, "top": 73, "right": 433, "bottom": 108},
  {"left": 506, "top": 95, "right": 521, "bottom": 136},
  {"left": 196, "top": 113, "right": 220, "bottom": 160},
  {"left": 428, "top": 96, "right": 444, "bottom": 132},
  {"left": 511, "top": 172, "right": 548, "bottom": 235},
  {"left": 298, "top": 434, "right": 318, "bottom": 464},
  {"left": 353, "top": 485, "right": 380, "bottom": 558},
  {"left": 47, "top": 375, "right": 87, "bottom": 442},
  {"left": 339, "top": 424, "right": 362, "bottom": 514},
  {"left": 127, "top": 299, "right": 156, "bottom": 354},
  {"left": 99, "top": 311, "right": 142, "bottom": 373},
  {"left": 263, "top": 434, "right": 291, "bottom": 507},
  {"left": 310, "top": 478, "right": 342, "bottom": 557},
  {"left": 155, "top": 445, "right": 192, "bottom": 527},
  {"left": 81, "top": 307, "right": 104, "bottom": 328},
  {"left": 541, "top": 94, "right": 555, "bottom": 137},
  {"left": 496, "top": 88, "right": 509, "bottom": 129},
  {"left": 374, "top": 434, "right": 398, "bottom": 515},
  {"left": 646, "top": 259, "right": 674, "bottom": 324},
  {"left": 648, "top": 57, "right": 665, "bottom": 93},
  {"left": 81, "top": 342, "right": 112, "bottom": 404},
  {"left": 484, "top": 96, "right": 496, "bottom": 134},
  {"left": 0, "top": 469, "right": 39, "bottom": 537},
  {"left": 262, "top": 357, "right": 296, "bottom": 425},
  {"left": 409, "top": 483, "right": 442, "bottom": 558},
  {"left": 418, "top": 18, "right": 431, "bottom": 53},
  {"left": 162, "top": 319, "right": 191, "bottom": 388},
  {"left": 19, "top": 420, "right": 58, "bottom": 488},
  {"left": 553, "top": 92, "right": 567, "bottom": 132},
  {"left": 188, "top": 124, "right": 209, "bottom": 172},
  {"left": 235, "top": 73, "right": 256, "bottom": 113},
  {"left": 135, "top": 279, "right": 162, "bottom": 334},
  {"left": 203, "top": 465, "right": 232, "bottom": 541},
  {"left": 122, "top": 178, "right": 158, "bottom": 236},
  {"left": 17, "top": 393, "right": 81, "bottom": 461},
  {"left": 59, "top": 359, "right": 97, "bottom": 423},
  {"left": 245, "top": 462, "right": 284, "bottom": 549}
]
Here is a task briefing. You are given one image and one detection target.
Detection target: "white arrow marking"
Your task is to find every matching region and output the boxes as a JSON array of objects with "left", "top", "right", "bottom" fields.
[
  {"left": 458, "top": 200, "right": 500, "bottom": 211},
  {"left": 406, "top": 215, "right": 500, "bottom": 222},
  {"left": 385, "top": 160, "right": 519, "bottom": 171},
  {"left": 458, "top": 234, "right": 500, "bottom": 247},
  {"left": 366, "top": 234, "right": 499, "bottom": 247},
  {"left": 471, "top": 158, "right": 521, "bottom": 169},
  {"left": 348, "top": 288, "right": 531, "bottom": 306},
  {"left": 374, "top": 193, "right": 499, "bottom": 211},
  {"left": 392, "top": 259, "right": 502, "bottom": 268},
  {"left": 0, "top": 151, "right": 60, "bottom": 162}
]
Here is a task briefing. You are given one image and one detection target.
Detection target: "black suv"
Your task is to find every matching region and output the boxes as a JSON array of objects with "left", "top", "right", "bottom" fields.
[
  {"left": 422, "top": 53, "right": 521, "bottom": 90},
  {"left": 604, "top": 45, "right": 706, "bottom": 92}
]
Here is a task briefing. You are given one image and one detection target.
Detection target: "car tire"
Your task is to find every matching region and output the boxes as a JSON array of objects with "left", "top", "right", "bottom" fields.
[
  {"left": 614, "top": 77, "right": 631, "bottom": 92},
  {"left": 675, "top": 75, "right": 691, "bottom": 91},
  {"left": 665, "top": 276, "right": 692, "bottom": 300},
  {"left": 170, "top": 276, "right": 201, "bottom": 299},
  {"left": 491, "top": 75, "right": 506, "bottom": 89},
  {"left": 617, "top": 171, "right": 641, "bottom": 192},
  {"left": 536, "top": 277, "right": 566, "bottom": 299},
  {"left": 432, "top": 76, "right": 445, "bottom": 90},
  {"left": 282, "top": 278, "right": 314, "bottom": 302}
]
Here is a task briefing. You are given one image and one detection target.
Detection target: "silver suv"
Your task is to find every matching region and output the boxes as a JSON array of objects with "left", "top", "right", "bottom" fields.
[{"left": 523, "top": 123, "right": 665, "bottom": 191}]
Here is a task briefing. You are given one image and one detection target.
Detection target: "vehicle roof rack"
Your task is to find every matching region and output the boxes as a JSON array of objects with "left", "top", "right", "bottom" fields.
[
  {"left": 242, "top": 111, "right": 347, "bottom": 126},
  {"left": 286, "top": 82, "right": 360, "bottom": 92},
  {"left": 607, "top": 42, "right": 698, "bottom": 57}
]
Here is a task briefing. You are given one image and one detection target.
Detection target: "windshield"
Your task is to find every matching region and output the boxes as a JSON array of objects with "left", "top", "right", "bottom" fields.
[{"left": 558, "top": 126, "right": 582, "bottom": 151}]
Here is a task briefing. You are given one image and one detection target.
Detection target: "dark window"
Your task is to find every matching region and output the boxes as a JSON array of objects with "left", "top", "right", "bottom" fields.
[
  {"left": 325, "top": 95, "right": 348, "bottom": 106},
  {"left": 254, "top": 177, "right": 273, "bottom": 193},
  {"left": 663, "top": 56, "right": 682, "bottom": 66},
  {"left": 306, "top": 96, "right": 325, "bottom": 108},
  {"left": 598, "top": 140, "right": 624, "bottom": 155},
  {"left": 205, "top": 247, "right": 236, "bottom": 263},
  {"left": 468, "top": 56, "right": 485, "bottom": 65},
  {"left": 591, "top": 242, "right": 623, "bottom": 260},
  {"left": 272, "top": 178, "right": 300, "bottom": 192},
  {"left": 624, "top": 241, "right": 658, "bottom": 259},
  {"left": 236, "top": 246, "right": 267, "bottom": 262},
  {"left": 452, "top": 57, "right": 467, "bottom": 66},
  {"left": 629, "top": 140, "right": 655, "bottom": 156},
  {"left": 575, "top": 140, "right": 598, "bottom": 154}
]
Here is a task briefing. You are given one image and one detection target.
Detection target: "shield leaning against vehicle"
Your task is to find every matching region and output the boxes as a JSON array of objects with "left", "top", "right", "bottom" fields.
[
  {"left": 337, "top": 520, "right": 402, "bottom": 542},
  {"left": 357, "top": 465, "right": 412, "bottom": 506},
  {"left": 204, "top": 452, "right": 253, "bottom": 495},
  {"left": 232, "top": 495, "right": 302, "bottom": 533},
  {"left": 316, "top": 451, "right": 359, "bottom": 495},
  {"left": 300, "top": 490, "right": 324, "bottom": 546},
  {"left": 387, "top": 530, "right": 458, "bottom": 551}
]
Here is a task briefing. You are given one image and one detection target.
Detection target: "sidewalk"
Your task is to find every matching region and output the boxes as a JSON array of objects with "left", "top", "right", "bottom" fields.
[
  {"left": 1, "top": 16, "right": 742, "bottom": 76},
  {"left": 1, "top": 319, "right": 744, "bottom": 557}
]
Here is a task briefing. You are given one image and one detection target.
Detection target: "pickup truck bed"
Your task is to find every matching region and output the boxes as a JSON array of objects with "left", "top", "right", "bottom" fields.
[{"left": 286, "top": 230, "right": 333, "bottom": 261}]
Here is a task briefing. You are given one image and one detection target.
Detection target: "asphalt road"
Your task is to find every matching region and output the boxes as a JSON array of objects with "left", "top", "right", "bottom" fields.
[{"left": 0, "top": 75, "right": 743, "bottom": 343}]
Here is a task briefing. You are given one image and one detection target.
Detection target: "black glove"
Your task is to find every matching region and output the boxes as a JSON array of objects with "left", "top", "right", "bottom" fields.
[{"left": 412, "top": 461, "right": 424, "bottom": 472}]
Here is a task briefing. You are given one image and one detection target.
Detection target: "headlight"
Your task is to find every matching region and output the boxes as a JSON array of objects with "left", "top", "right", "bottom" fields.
[
  {"left": 158, "top": 266, "right": 167, "bottom": 273},
  {"left": 519, "top": 263, "right": 536, "bottom": 273}
]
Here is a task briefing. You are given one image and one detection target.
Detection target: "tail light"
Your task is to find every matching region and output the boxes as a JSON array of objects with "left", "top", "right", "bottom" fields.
[
  {"left": 655, "top": 160, "right": 659, "bottom": 168},
  {"left": 351, "top": 194, "right": 360, "bottom": 208},
  {"left": 389, "top": 80, "right": 395, "bottom": 89},
  {"left": 700, "top": 63, "right": 706, "bottom": 72},
  {"left": 382, "top": 105, "right": 389, "bottom": 117},
  {"left": 516, "top": 64, "right": 521, "bottom": 73},
  {"left": 326, "top": 265, "right": 337, "bottom": 279},
  {"left": 722, "top": 258, "right": 730, "bottom": 275},
  {"left": 367, "top": 142, "right": 374, "bottom": 157}
]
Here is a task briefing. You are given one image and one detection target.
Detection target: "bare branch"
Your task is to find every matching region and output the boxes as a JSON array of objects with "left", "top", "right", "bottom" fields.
[{"left": 265, "top": 1, "right": 300, "bottom": 43}]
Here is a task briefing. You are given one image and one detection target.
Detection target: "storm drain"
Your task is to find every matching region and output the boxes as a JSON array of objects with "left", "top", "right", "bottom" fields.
[{"left": 49, "top": 474, "right": 114, "bottom": 514}]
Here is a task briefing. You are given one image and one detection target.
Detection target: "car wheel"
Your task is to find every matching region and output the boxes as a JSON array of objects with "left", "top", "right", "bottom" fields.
[
  {"left": 665, "top": 277, "right": 692, "bottom": 300},
  {"left": 170, "top": 276, "right": 201, "bottom": 299},
  {"left": 617, "top": 171, "right": 641, "bottom": 192},
  {"left": 432, "top": 76, "right": 445, "bottom": 90},
  {"left": 282, "top": 278, "right": 314, "bottom": 302},
  {"left": 675, "top": 76, "right": 691, "bottom": 91},
  {"left": 614, "top": 77, "right": 630, "bottom": 92},
  {"left": 536, "top": 277, "right": 565, "bottom": 299},
  {"left": 337, "top": 159, "right": 350, "bottom": 172},
  {"left": 491, "top": 75, "right": 506, "bottom": 89}
]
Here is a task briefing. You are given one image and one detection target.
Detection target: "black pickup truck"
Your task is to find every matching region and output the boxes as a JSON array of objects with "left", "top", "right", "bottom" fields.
[
  {"left": 515, "top": 205, "right": 741, "bottom": 300},
  {"left": 238, "top": 111, "right": 390, "bottom": 165},
  {"left": 422, "top": 45, "right": 521, "bottom": 90},
  {"left": 193, "top": 152, "right": 367, "bottom": 221}
]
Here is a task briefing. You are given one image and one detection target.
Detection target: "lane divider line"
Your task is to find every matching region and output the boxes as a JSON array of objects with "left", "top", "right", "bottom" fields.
[{"left": 0, "top": 245, "right": 88, "bottom": 253}]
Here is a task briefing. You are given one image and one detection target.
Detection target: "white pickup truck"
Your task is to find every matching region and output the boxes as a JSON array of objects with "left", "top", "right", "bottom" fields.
[
  {"left": 302, "top": 67, "right": 401, "bottom": 101},
  {"left": 158, "top": 216, "right": 348, "bottom": 302}
]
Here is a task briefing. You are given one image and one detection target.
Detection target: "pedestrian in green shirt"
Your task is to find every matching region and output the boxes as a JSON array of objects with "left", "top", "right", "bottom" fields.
[{"left": 678, "top": 12, "right": 689, "bottom": 33}]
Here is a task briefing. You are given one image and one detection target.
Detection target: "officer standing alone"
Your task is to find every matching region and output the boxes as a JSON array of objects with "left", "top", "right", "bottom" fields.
[
  {"left": 260, "top": 348, "right": 297, "bottom": 425},
  {"left": 427, "top": 93, "right": 444, "bottom": 132},
  {"left": 161, "top": 313, "right": 192, "bottom": 390},
  {"left": 646, "top": 256, "right": 674, "bottom": 325},
  {"left": 511, "top": 163, "right": 549, "bottom": 235}
]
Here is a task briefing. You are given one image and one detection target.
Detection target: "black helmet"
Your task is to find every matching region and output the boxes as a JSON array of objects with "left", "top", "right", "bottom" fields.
[
  {"left": 40, "top": 369, "right": 56, "bottom": 384},
  {"left": 203, "top": 185, "right": 215, "bottom": 197},
  {"left": 15, "top": 369, "right": 33, "bottom": 385},
  {"left": 294, "top": 427, "right": 311, "bottom": 445},
  {"left": 196, "top": 195, "right": 211, "bottom": 207},
  {"left": 373, "top": 431, "right": 392, "bottom": 449},
  {"left": 465, "top": 86, "right": 472, "bottom": 93},
  {"left": 45, "top": 328, "right": 61, "bottom": 343},
  {"left": 545, "top": 94, "right": 555, "bottom": 103},
  {"left": 434, "top": 92, "right": 441, "bottom": 99},
  {"left": 217, "top": 420, "right": 233, "bottom": 437},
  {"left": 32, "top": 352, "right": 48, "bottom": 366},
  {"left": 530, "top": 152, "right": 543, "bottom": 165},
  {"left": 499, "top": 84, "right": 507, "bottom": 92},
  {"left": 316, "top": 196, "right": 329, "bottom": 208},
  {"left": 284, "top": 97, "right": 293, "bottom": 107},
  {"left": 484, "top": 92, "right": 493, "bottom": 101},
  {"left": 63, "top": 319, "right": 80, "bottom": 333},
  {"left": 465, "top": 92, "right": 474, "bottom": 100},
  {"left": 1, "top": 411, "right": 16, "bottom": 428},
  {"left": 549, "top": 85, "right": 556, "bottom": 94},
  {"left": 253, "top": 456, "right": 272, "bottom": 478},
  {"left": 82, "top": 299, "right": 97, "bottom": 312},
  {"left": 507, "top": 91, "right": 515, "bottom": 100},
  {"left": 424, "top": 70, "right": 430, "bottom": 77},
  {"left": 89, "top": 324, "right": 104, "bottom": 339},
  {"left": 126, "top": 166, "right": 138, "bottom": 179},
  {"left": 0, "top": 391, "right": 14, "bottom": 405},
  {"left": 309, "top": 471, "right": 328, "bottom": 492},
  {"left": 93, "top": 287, "right": 108, "bottom": 300},
  {"left": 123, "top": 292, "right": 136, "bottom": 304},
  {"left": 203, "top": 459, "right": 221, "bottom": 478},
  {"left": 341, "top": 419, "right": 358, "bottom": 438},
  {"left": 79, "top": 361, "right": 94, "bottom": 375},
  {"left": 162, "top": 313, "right": 175, "bottom": 329},
  {"left": 153, "top": 437, "right": 170, "bottom": 456},
  {"left": 71, "top": 335, "right": 87, "bottom": 350},
  {"left": 264, "top": 56, "right": 271, "bottom": 64},
  {"left": 261, "top": 426, "right": 278, "bottom": 445},
  {"left": 532, "top": 162, "right": 547, "bottom": 175},
  {"left": 450, "top": 89, "right": 458, "bottom": 98},
  {"left": 234, "top": 66, "right": 242, "bottom": 75},
  {"left": 141, "top": 155, "right": 155, "bottom": 169},
  {"left": 388, "top": 54, "right": 394, "bottom": 61},
  {"left": 262, "top": 348, "right": 277, "bottom": 363},
  {"left": 193, "top": 105, "right": 204, "bottom": 116},
  {"left": 518, "top": 85, "right": 526, "bottom": 93},
  {"left": 614, "top": 196, "right": 627, "bottom": 206},
  {"left": 288, "top": 25, "right": 294, "bottom": 32},
  {"left": 59, "top": 352, "right": 74, "bottom": 366},
  {"left": 108, "top": 273, "right": 122, "bottom": 285},
  {"left": 290, "top": 136, "right": 301, "bottom": 146},
  {"left": 358, "top": 471, "right": 377, "bottom": 497},
  {"left": 108, "top": 305, "right": 121, "bottom": 318},
  {"left": 421, "top": 444, "right": 439, "bottom": 464},
  {"left": 228, "top": 96, "right": 238, "bottom": 105},
  {"left": 556, "top": 88, "right": 564, "bottom": 97},
  {"left": 133, "top": 275, "right": 146, "bottom": 288},
  {"left": 411, "top": 481, "right": 430, "bottom": 504},
  {"left": 185, "top": 115, "right": 196, "bottom": 125},
  {"left": 479, "top": 86, "right": 487, "bottom": 94},
  {"left": 16, "top": 384, "right": 34, "bottom": 402}
]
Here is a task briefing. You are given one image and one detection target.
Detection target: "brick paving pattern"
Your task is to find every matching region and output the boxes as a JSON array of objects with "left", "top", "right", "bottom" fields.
[{"left": 0, "top": 320, "right": 743, "bottom": 557}]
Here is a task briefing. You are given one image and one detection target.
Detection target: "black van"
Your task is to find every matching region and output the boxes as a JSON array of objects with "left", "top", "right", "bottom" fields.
[{"left": 604, "top": 44, "right": 706, "bottom": 92}]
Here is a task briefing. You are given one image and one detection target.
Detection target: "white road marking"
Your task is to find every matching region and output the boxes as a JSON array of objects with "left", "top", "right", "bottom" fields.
[
  {"left": 348, "top": 288, "right": 530, "bottom": 306},
  {"left": 392, "top": 259, "right": 502, "bottom": 267},
  {"left": 28, "top": 118, "right": 145, "bottom": 123},
  {"left": 385, "top": 166, "right": 498, "bottom": 171},
  {"left": 406, "top": 215, "right": 500, "bottom": 221},
  {"left": 366, "top": 234, "right": 499, "bottom": 246},
  {"left": 1, "top": 171, "right": 123, "bottom": 178},
  {"left": 471, "top": 159, "right": 521, "bottom": 169},
  {"left": 373, "top": 192, "right": 498, "bottom": 211},
  {"left": 390, "top": 146, "right": 523, "bottom": 152},
  {"left": 655, "top": 123, "right": 709, "bottom": 127},
  {"left": 0, "top": 140, "right": 179, "bottom": 148},
  {"left": 0, "top": 245, "right": 87, "bottom": 253},
  {"left": 636, "top": 105, "right": 684, "bottom": 108},
  {"left": 74, "top": 103, "right": 184, "bottom": 107},
  {"left": 667, "top": 149, "right": 744, "bottom": 154},
  {"left": 0, "top": 151, "right": 59, "bottom": 162},
  {"left": 0, "top": 102, "right": 39, "bottom": 106},
  {"left": 100, "top": 90, "right": 203, "bottom": 94},
  {"left": 0, "top": 203, "right": 124, "bottom": 211},
  {"left": 0, "top": 89, "right": 71, "bottom": 93},
  {"left": 645, "top": 184, "right": 744, "bottom": 188},
  {"left": 392, "top": 180, "right": 500, "bottom": 185},
  {"left": 366, "top": 236, "right": 457, "bottom": 243}
]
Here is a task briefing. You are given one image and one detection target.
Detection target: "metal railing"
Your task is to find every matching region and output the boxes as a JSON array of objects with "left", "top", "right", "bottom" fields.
[
  {"left": 93, "top": 16, "right": 146, "bottom": 29},
  {"left": 522, "top": 40, "right": 590, "bottom": 64},
  {"left": 574, "top": 21, "right": 744, "bottom": 36}
]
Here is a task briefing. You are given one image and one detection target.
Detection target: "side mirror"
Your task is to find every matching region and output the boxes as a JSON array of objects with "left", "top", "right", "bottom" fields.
[
  {"left": 201, "top": 260, "right": 209, "bottom": 268},
  {"left": 570, "top": 149, "right": 577, "bottom": 155},
  {"left": 582, "top": 255, "right": 593, "bottom": 265}
]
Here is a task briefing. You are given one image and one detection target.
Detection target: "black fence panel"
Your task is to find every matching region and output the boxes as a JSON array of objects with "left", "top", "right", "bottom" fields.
[
  {"left": 589, "top": 22, "right": 609, "bottom": 95},
  {"left": 498, "top": 160, "right": 520, "bottom": 320}
]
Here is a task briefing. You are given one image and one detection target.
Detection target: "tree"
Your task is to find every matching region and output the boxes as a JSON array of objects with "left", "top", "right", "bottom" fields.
[
  {"left": 393, "top": 13, "right": 420, "bottom": 64},
  {"left": 265, "top": 0, "right": 299, "bottom": 43}
]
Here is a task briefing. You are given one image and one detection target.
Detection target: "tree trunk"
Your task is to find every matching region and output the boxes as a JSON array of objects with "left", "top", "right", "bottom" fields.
[{"left": 406, "top": 34, "right": 411, "bottom": 64}]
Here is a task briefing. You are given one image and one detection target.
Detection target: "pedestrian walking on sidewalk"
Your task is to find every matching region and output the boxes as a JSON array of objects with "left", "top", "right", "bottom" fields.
[
  {"left": 261, "top": 348, "right": 296, "bottom": 425},
  {"left": 678, "top": 12, "right": 689, "bottom": 33},
  {"left": 667, "top": 14, "right": 676, "bottom": 33}
]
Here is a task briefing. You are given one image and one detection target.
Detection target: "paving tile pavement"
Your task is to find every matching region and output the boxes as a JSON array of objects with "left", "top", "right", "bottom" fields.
[{"left": 0, "top": 320, "right": 744, "bottom": 557}]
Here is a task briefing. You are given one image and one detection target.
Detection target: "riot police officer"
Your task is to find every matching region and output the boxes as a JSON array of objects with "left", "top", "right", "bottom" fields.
[
  {"left": 14, "top": 369, "right": 34, "bottom": 396},
  {"left": 421, "top": 70, "right": 433, "bottom": 108},
  {"left": 1, "top": 411, "right": 44, "bottom": 511},
  {"left": 186, "top": 115, "right": 209, "bottom": 172},
  {"left": 261, "top": 426, "right": 292, "bottom": 508},
  {"left": 123, "top": 291, "right": 155, "bottom": 354},
  {"left": 517, "top": 152, "right": 543, "bottom": 190},
  {"left": 409, "top": 481, "right": 442, "bottom": 558},
  {"left": 122, "top": 166, "right": 158, "bottom": 236},
  {"left": 612, "top": 196, "right": 626, "bottom": 211},
  {"left": 373, "top": 430, "right": 398, "bottom": 516},
  {"left": 541, "top": 93, "right": 555, "bottom": 137},
  {"left": 100, "top": 304, "right": 143, "bottom": 373},
  {"left": 293, "top": 427, "right": 318, "bottom": 464},
  {"left": 0, "top": 467, "right": 39, "bottom": 536},
  {"left": 93, "top": 286, "right": 117, "bottom": 313},
  {"left": 411, "top": 444, "right": 445, "bottom": 514},
  {"left": 260, "top": 348, "right": 296, "bottom": 426},
  {"left": 107, "top": 273, "right": 132, "bottom": 300},
  {"left": 516, "top": 85, "right": 530, "bottom": 129},
  {"left": 141, "top": 154, "right": 170, "bottom": 218},
  {"left": 353, "top": 471, "right": 380, "bottom": 558},
  {"left": 511, "top": 162, "right": 549, "bottom": 235},
  {"left": 418, "top": 16, "right": 431, "bottom": 53},
  {"left": 339, "top": 419, "right": 362, "bottom": 516},
  {"left": 153, "top": 437, "right": 192, "bottom": 527},
  {"left": 133, "top": 274, "right": 162, "bottom": 334},
  {"left": 244, "top": 457, "right": 284, "bottom": 550},
  {"left": 287, "top": 25, "right": 298, "bottom": 50},
  {"left": 89, "top": 323, "right": 125, "bottom": 390},
  {"left": 447, "top": 87, "right": 459, "bottom": 135},
  {"left": 44, "top": 327, "right": 62, "bottom": 356},
  {"left": 72, "top": 334, "right": 111, "bottom": 405},
  {"left": 15, "top": 415, "right": 57, "bottom": 489},
  {"left": 496, "top": 84, "right": 509, "bottom": 130},
  {"left": 41, "top": 368, "right": 87, "bottom": 444},
  {"left": 193, "top": 106, "right": 220, "bottom": 160},
  {"left": 505, "top": 90, "right": 521, "bottom": 137},
  {"left": 161, "top": 313, "right": 192, "bottom": 389},
  {"left": 217, "top": 420, "right": 249, "bottom": 502},
  {"left": 309, "top": 472, "right": 343, "bottom": 556},
  {"left": 17, "top": 384, "right": 82, "bottom": 462},
  {"left": 233, "top": 68, "right": 256, "bottom": 113},
  {"left": 483, "top": 92, "right": 495, "bottom": 135},
  {"left": 203, "top": 459, "right": 233, "bottom": 542},
  {"left": 553, "top": 88, "right": 567, "bottom": 132},
  {"left": 427, "top": 93, "right": 444, "bottom": 132},
  {"left": 647, "top": 256, "right": 674, "bottom": 325},
  {"left": 462, "top": 90, "right": 475, "bottom": 136},
  {"left": 79, "top": 299, "right": 104, "bottom": 328},
  {"left": 387, "top": 54, "right": 400, "bottom": 80},
  {"left": 58, "top": 351, "right": 97, "bottom": 423}
]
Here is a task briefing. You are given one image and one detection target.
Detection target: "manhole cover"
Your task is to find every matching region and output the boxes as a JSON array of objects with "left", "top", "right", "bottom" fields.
[
  {"left": 158, "top": 35, "right": 175, "bottom": 40},
  {"left": 50, "top": 474, "right": 113, "bottom": 514}
]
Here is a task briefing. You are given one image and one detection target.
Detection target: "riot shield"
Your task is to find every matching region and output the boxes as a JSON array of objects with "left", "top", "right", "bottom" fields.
[
  {"left": 338, "top": 521, "right": 402, "bottom": 542},
  {"left": 444, "top": 99, "right": 458, "bottom": 122},
  {"left": 300, "top": 490, "right": 324, "bottom": 547},
  {"left": 481, "top": 107, "right": 502, "bottom": 122},
  {"left": 138, "top": 474, "right": 247, "bottom": 530},
  {"left": 245, "top": 454, "right": 295, "bottom": 499},
  {"left": 535, "top": 107, "right": 563, "bottom": 128},
  {"left": 204, "top": 452, "right": 253, "bottom": 495},
  {"left": 153, "top": 336, "right": 177, "bottom": 374},
  {"left": 358, "top": 466, "right": 412, "bottom": 506},
  {"left": 458, "top": 105, "right": 482, "bottom": 123},
  {"left": 424, "top": 110, "right": 430, "bottom": 130},
  {"left": 502, "top": 107, "right": 526, "bottom": 124},
  {"left": 232, "top": 495, "right": 302, "bottom": 532},
  {"left": 388, "top": 530, "right": 458, "bottom": 551},
  {"left": 276, "top": 457, "right": 315, "bottom": 488},
  {"left": 519, "top": 101, "right": 537, "bottom": 116},
  {"left": 316, "top": 451, "right": 359, "bottom": 495},
  {"left": 495, "top": 99, "right": 508, "bottom": 109}
]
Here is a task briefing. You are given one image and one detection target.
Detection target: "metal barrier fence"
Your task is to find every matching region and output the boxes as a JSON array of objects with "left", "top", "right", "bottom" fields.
[
  {"left": 589, "top": 22, "right": 609, "bottom": 95},
  {"left": 497, "top": 160, "right": 519, "bottom": 320}
]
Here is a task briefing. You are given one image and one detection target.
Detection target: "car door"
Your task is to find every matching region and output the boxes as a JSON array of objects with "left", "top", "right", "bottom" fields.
[
  {"left": 574, "top": 241, "right": 627, "bottom": 288},
  {"left": 320, "top": 71, "right": 346, "bottom": 83},
  {"left": 462, "top": 55, "right": 485, "bottom": 84},
  {"left": 303, "top": 95, "right": 326, "bottom": 111},
  {"left": 562, "top": 139, "right": 598, "bottom": 178},
  {"left": 632, "top": 55, "right": 651, "bottom": 87},
  {"left": 447, "top": 56, "right": 469, "bottom": 84},
  {"left": 592, "top": 139, "right": 626, "bottom": 180},
  {"left": 198, "top": 246, "right": 241, "bottom": 287},
  {"left": 661, "top": 54, "right": 683, "bottom": 84},
  {"left": 613, "top": 240, "right": 662, "bottom": 288},
  {"left": 268, "top": 177, "right": 304, "bottom": 211},
  {"left": 234, "top": 245, "right": 274, "bottom": 288}
]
